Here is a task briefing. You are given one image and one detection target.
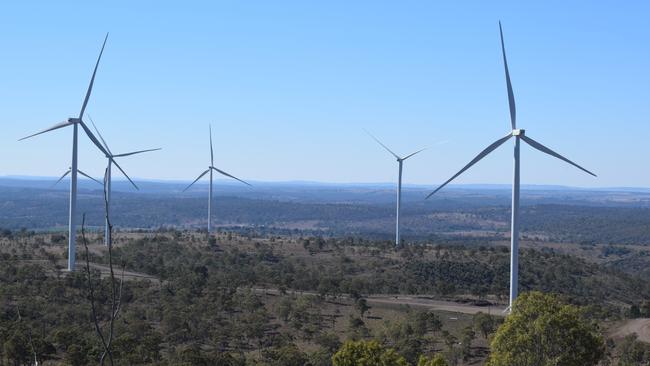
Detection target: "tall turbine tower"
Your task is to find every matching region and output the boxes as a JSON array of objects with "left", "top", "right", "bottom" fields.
[
  {"left": 366, "top": 131, "right": 424, "bottom": 247},
  {"left": 184, "top": 125, "right": 251, "bottom": 233},
  {"left": 19, "top": 34, "right": 113, "bottom": 271},
  {"left": 89, "top": 118, "right": 160, "bottom": 246},
  {"left": 426, "top": 22, "right": 596, "bottom": 310}
]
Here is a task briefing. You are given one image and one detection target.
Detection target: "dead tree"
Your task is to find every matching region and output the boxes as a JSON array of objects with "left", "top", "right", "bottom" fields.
[
  {"left": 16, "top": 305, "right": 38, "bottom": 366},
  {"left": 81, "top": 172, "right": 125, "bottom": 366}
]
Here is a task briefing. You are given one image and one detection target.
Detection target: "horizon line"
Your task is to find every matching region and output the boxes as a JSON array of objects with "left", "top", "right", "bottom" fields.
[{"left": 2, "top": 175, "right": 650, "bottom": 192}]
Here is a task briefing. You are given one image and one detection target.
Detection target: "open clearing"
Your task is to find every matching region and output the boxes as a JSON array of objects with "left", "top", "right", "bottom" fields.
[{"left": 610, "top": 318, "right": 650, "bottom": 342}]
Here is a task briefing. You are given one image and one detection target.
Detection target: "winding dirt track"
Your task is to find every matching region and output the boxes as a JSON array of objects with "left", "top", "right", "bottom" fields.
[
  {"left": 365, "top": 295, "right": 506, "bottom": 315},
  {"left": 609, "top": 318, "right": 650, "bottom": 342},
  {"left": 253, "top": 287, "right": 506, "bottom": 315},
  {"left": 82, "top": 263, "right": 160, "bottom": 283}
]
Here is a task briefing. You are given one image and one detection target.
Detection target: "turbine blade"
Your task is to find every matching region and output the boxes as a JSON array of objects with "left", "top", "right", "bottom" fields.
[
  {"left": 78, "top": 170, "right": 103, "bottom": 185},
  {"left": 79, "top": 33, "right": 109, "bottom": 119},
  {"left": 426, "top": 133, "right": 513, "bottom": 199},
  {"left": 211, "top": 166, "right": 252, "bottom": 186},
  {"left": 79, "top": 121, "right": 111, "bottom": 156},
  {"left": 402, "top": 148, "right": 426, "bottom": 161},
  {"left": 87, "top": 115, "right": 112, "bottom": 155},
  {"left": 209, "top": 124, "right": 214, "bottom": 166},
  {"left": 110, "top": 158, "right": 139, "bottom": 190},
  {"left": 365, "top": 130, "right": 400, "bottom": 160},
  {"left": 499, "top": 21, "right": 516, "bottom": 130},
  {"left": 112, "top": 148, "right": 161, "bottom": 158},
  {"left": 520, "top": 135, "right": 596, "bottom": 177},
  {"left": 183, "top": 169, "right": 210, "bottom": 192},
  {"left": 19, "top": 120, "right": 72, "bottom": 141},
  {"left": 51, "top": 169, "right": 71, "bottom": 187}
]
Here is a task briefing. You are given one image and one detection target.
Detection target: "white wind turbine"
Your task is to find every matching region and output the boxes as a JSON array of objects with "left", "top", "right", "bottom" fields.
[
  {"left": 19, "top": 33, "right": 113, "bottom": 271},
  {"left": 426, "top": 22, "right": 596, "bottom": 310},
  {"left": 89, "top": 118, "right": 161, "bottom": 246},
  {"left": 366, "top": 131, "right": 425, "bottom": 247},
  {"left": 183, "top": 125, "right": 251, "bottom": 233}
]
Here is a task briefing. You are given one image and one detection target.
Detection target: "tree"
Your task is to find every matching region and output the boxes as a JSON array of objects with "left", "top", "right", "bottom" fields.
[
  {"left": 264, "top": 343, "right": 308, "bottom": 366},
  {"left": 332, "top": 340, "right": 409, "bottom": 366},
  {"left": 460, "top": 326, "right": 475, "bottom": 361},
  {"left": 3, "top": 333, "right": 29, "bottom": 366},
  {"left": 81, "top": 213, "right": 125, "bottom": 366},
  {"left": 356, "top": 298, "right": 370, "bottom": 318},
  {"left": 417, "top": 354, "right": 449, "bottom": 366},
  {"left": 486, "top": 291, "right": 605, "bottom": 366},
  {"left": 617, "top": 334, "right": 650, "bottom": 366},
  {"left": 473, "top": 312, "right": 496, "bottom": 339}
]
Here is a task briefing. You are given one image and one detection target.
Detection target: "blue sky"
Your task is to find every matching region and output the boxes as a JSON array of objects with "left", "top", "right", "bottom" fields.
[{"left": 0, "top": 1, "right": 648, "bottom": 187}]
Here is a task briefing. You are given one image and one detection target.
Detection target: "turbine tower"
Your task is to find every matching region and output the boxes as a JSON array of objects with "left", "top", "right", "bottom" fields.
[
  {"left": 19, "top": 34, "right": 113, "bottom": 271},
  {"left": 184, "top": 125, "right": 251, "bottom": 234},
  {"left": 426, "top": 22, "right": 596, "bottom": 310},
  {"left": 366, "top": 131, "right": 424, "bottom": 247},
  {"left": 89, "top": 118, "right": 161, "bottom": 246}
]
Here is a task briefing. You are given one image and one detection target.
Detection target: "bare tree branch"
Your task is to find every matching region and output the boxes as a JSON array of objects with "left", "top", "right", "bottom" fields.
[
  {"left": 81, "top": 167, "right": 126, "bottom": 366},
  {"left": 16, "top": 305, "right": 39, "bottom": 366},
  {"left": 81, "top": 214, "right": 109, "bottom": 364}
]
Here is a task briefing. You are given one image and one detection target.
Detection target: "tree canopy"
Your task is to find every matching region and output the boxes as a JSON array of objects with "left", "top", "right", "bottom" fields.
[
  {"left": 486, "top": 291, "right": 605, "bottom": 366},
  {"left": 332, "top": 340, "right": 409, "bottom": 366}
]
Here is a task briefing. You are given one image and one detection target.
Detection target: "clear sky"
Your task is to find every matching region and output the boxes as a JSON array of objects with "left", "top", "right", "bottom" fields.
[{"left": 0, "top": 1, "right": 648, "bottom": 188}]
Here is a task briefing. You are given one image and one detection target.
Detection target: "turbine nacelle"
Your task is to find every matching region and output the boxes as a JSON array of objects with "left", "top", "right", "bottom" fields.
[
  {"left": 67, "top": 118, "right": 81, "bottom": 124},
  {"left": 512, "top": 129, "right": 525, "bottom": 136}
]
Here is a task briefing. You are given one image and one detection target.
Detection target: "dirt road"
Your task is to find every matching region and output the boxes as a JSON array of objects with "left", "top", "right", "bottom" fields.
[
  {"left": 366, "top": 295, "right": 506, "bottom": 315},
  {"left": 254, "top": 287, "right": 506, "bottom": 316},
  {"left": 78, "top": 262, "right": 160, "bottom": 283},
  {"left": 610, "top": 318, "right": 650, "bottom": 342}
]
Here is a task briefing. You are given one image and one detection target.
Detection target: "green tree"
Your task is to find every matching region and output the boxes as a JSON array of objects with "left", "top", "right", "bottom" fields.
[
  {"left": 356, "top": 298, "right": 370, "bottom": 318},
  {"left": 460, "top": 326, "right": 475, "bottom": 361},
  {"left": 65, "top": 344, "right": 90, "bottom": 366},
  {"left": 3, "top": 333, "right": 29, "bottom": 366},
  {"left": 473, "top": 312, "right": 496, "bottom": 339},
  {"left": 486, "top": 291, "right": 605, "bottom": 366},
  {"left": 417, "top": 354, "right": 449, "bottom": 366},
  {"left": 617, "top": 334, "right": 650, "bottom": 366},
  {"left": 332, "top": 340, "right": 409, "bottom": 366},
  {"left": 265, "top": 343, "right": 308, "bottom": 366}
]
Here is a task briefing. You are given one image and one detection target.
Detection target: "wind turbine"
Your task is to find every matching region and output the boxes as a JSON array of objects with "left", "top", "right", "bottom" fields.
[
  {"left": 183, "top": 125, "right": 251, "bottom": 234},
  {"left": 89, "top": 117, "right": 161, "bottom": 246},
  {"left": 366, "top": 131, "right": 425, "bottom": 247},
  {"left": 19, "top": 33, "right": 113, "bottom": 271},
  {"left": 426, "top": 22, "right": 596, "bottom": 310},
  {"left": 52, "top": 167, "right": 103, "bottom": 188}
]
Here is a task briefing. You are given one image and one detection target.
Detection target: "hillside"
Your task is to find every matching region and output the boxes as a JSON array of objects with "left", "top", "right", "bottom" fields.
[{"left": 1, "top": 230, "right": 648, "bottom": 364}]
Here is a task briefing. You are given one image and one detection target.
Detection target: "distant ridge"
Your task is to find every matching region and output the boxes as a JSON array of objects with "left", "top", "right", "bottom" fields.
[{"left": 2, "top": 175, "right": 650, "bottom": 193}]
